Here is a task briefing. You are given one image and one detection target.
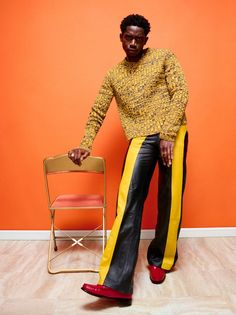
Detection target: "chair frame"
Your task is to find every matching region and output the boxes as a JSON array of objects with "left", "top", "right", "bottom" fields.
[{"left": 43, "top": 153, "right": 107, "bottom": 274}]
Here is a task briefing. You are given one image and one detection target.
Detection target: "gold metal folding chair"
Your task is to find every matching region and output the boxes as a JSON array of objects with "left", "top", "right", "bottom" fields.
[{"left": 43, "top": 154, "right": 107, "bottom": 274}]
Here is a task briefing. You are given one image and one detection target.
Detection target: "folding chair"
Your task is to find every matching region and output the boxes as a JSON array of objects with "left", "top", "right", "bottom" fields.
[{"left": 43, "top": 154, "right": 107, "bottom": 274}]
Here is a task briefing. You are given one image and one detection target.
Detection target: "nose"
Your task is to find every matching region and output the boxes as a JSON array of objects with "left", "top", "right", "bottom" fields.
[{"left": 130, "top": 38, "right": 137, "bottom": 47}]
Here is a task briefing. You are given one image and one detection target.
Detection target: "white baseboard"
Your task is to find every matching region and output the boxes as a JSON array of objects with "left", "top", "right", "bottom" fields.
[
  {"left": 141, "top": 228, "right": 236, "bottom": 239},
  {"left": 0, "top": 228, "right": 235, "bottom": 240}
]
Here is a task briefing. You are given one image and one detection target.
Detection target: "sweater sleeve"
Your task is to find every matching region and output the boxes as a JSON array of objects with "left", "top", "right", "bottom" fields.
[
  {"left": 160, "top": 50, "right": 188, "bottom": 141},
  {"left": 80, "top": 72, "right": 114, "bottom": 151}
]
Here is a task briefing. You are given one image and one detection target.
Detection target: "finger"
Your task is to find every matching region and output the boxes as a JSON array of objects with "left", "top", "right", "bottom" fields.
[
  {"left": 171, "top": 144, "right": 174, "bottom": 160},
  {"left": 77, "top": 152, "right": 88, "bottom": 165},
  {"left": 167, "top": 145, "right": 172, "bottom": 167},
  {"left": 75, "top": 160, "right": 82, "bottom": 166},
  {"left": 69, "top": 150, "right": 82, "bottom": 165},
  {"left": 170, "top": 143, "right": 174, "bottom": 166},
  {"left": 74, "top": 153, "right": 82, "bottom": 165},
  {"left": 164, "top": 156, "right": 168, "bottom": 166},
  {"left": 80, "top": 153, "right": 89, "bottom": 163},
  {"left": 167, "top": 158, "right": 172, "bottom": 167},
  {"left": 80, "top": 152, "right": 86, "bottom": 161},
  {"left": 160, "top": 144, "right": 165, "bottom": 158},
  {"left": 160, "top": 145, "right": 167, "bottom": 165},
  {"left": 68, "top": 151, "right": 75, "bottom": 161},
  {"left": 75, "top": 150, "right": 81, "bottom": 161},
  {"left": 161, "top": 150, "right": 168, "bottom": 166}
]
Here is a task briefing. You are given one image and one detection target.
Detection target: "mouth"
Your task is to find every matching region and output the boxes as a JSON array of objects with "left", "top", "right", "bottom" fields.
[{"left": 127, "top": 48, "right": 138, "bottom": 53}]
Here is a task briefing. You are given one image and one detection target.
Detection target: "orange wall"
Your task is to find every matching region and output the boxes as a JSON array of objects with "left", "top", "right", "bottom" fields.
[{"left": 1, "top": 0, "right": 235, "bottom": 230}]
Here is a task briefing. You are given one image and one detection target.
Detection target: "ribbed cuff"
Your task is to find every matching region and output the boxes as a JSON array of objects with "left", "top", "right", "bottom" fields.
[
  {"left": 159, "top": 132, "right": 176, "bottom": 142},
  {"left": 79, "top": 139, "right": 92, "bottom": 151}
]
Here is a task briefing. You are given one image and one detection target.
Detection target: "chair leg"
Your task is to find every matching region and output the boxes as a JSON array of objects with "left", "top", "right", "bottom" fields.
[
  {"left": 51, "top": 210, "right": 57, "bottom": 251},
  {"left": 48, "top": 222, "right": 54, "bottom": 274}
]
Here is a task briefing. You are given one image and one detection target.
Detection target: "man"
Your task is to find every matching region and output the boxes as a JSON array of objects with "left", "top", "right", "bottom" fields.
[{"left": 68, "top": 14, "right": 188, "bottom": 302}]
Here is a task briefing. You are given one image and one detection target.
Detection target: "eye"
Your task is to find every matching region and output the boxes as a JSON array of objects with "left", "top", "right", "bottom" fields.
[
  {"left": 125, "top": 35, "right": 133, "bottom": 41},
  {"left": 136, "top": 37, "right": 145, "bottom": 43},
  {"left": 136, "top": 38, "right": 143, "bottom": 43}
]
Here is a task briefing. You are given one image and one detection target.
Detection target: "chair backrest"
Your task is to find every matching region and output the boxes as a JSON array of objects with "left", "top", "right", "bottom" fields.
[
  {"left": 43, "top": 154, "right": 106, "bottom": 207},
  {"left": 43, "top": 154, "right": 105, "bottom": 174}
]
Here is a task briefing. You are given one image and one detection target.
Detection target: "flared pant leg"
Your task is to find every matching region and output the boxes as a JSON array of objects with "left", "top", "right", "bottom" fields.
[
  {"left": 147, "top": 125, "right": 188, "bottom": 270},
  {"left": 98, "top": 134, "right": 159, "bottom": 294}
]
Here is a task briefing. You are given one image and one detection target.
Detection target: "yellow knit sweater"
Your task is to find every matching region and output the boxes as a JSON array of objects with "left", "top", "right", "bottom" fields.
[{"left": 80, "top": 48, "right": 188, "bottom": 150}]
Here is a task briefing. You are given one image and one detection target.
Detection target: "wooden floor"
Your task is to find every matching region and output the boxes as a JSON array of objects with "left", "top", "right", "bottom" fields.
[{"left": 0, "top": 237, "right": 236, "bottom": 315}]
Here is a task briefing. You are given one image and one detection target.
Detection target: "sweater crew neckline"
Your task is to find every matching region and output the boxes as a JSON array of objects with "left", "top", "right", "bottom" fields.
[{"left": 122, "top": 48, "right": 151, "bottom": 66}]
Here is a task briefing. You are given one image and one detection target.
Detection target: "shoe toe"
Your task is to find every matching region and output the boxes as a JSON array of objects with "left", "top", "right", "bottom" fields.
[
  {"left": 149, "top": 265, "right": 166, "bottom": 284},
  {"left": 81, "top": 283, "right": 99, "bottom": 294},
  {"left": 81, "top": 283, "right": 132, "bottom": 300}
]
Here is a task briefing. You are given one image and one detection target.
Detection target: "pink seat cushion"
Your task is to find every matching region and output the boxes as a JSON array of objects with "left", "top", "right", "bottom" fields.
[{"left": 51, "top": 194, "right": 104, "bottom": 208}]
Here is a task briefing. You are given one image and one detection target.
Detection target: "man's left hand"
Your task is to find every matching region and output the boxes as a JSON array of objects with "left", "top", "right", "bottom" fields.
[{"left": 160, "top": 140, "right": 174, "bottom": 167}]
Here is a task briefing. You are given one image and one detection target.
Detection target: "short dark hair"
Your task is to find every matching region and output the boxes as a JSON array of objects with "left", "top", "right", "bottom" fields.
[{"left": 120, "top": 14, "right": 151, "bottom": 36}]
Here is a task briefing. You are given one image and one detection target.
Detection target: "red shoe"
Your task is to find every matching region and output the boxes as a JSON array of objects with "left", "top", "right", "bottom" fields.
[
  {"left": 81, "top": 283, "right": 132, "bottom": 301},
  {"left": 149, "top": 265, "right": 166, "bottom": 284}
]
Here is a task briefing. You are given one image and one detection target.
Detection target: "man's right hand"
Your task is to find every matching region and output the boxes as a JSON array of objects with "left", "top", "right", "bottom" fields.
[{"left": 68, "top": 148, "right": 90, "bottom": 166}]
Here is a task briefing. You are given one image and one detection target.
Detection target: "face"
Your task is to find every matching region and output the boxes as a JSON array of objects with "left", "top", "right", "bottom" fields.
[{"left": 120, "top": 25, "right": 148, "bottom": 61}]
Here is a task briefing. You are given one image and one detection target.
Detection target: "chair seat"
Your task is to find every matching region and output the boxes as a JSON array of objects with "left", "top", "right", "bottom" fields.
[{"left": 51, "top": 194, "right": 104, "bottom": 208}]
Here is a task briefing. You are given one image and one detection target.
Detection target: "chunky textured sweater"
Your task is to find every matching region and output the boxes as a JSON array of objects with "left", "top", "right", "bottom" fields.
[{"left": 80, "top": 48, "right": 188, "bottom": 151}]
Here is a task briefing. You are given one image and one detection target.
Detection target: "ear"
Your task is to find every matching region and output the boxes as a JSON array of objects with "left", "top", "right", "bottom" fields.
[
  {"left": 144, "top": 36, "right": 149, "bottom": 45},
  {"left": 120, "top": 33, "right": 123, "bottom": 42}
]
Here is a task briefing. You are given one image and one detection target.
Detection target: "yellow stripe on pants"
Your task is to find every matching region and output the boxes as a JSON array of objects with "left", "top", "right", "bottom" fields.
[
  {"left": 161, "top": 125, "right": 187, "bottom": 270},
  {"left": 98, "top": 136, "right": 145, "bottom": 285}
]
